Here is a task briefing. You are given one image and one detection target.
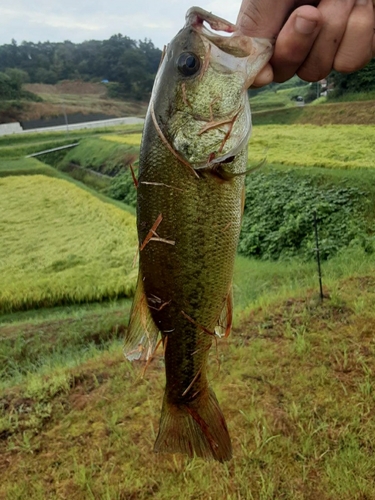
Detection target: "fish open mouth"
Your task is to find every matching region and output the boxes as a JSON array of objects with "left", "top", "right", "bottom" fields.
[
  {"left": 165, "top": 7, "right": 274, "bottom": 171},
  {"left": 185, "top": 7, "right": 236, "bottom": 36},
  {"left": 185, "top": 6, "right": 273, "bottom": 60},
  {"left": 149, "top": 7, "right": 273, "bottom": 175}
]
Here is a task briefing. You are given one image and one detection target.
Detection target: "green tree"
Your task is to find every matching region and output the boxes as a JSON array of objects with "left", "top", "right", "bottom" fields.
[{"left": 331, "top": 58, "right": 375, "bottom": 96}]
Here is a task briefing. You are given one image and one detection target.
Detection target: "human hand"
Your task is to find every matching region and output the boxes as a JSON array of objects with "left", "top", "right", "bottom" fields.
[{"left": 236, "top": 0, "right": 375, "bottom": 86}]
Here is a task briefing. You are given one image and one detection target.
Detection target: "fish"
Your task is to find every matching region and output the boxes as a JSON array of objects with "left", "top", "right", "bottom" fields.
[{"left": 124, "top": 6, "right": 273, "bottom": 462}]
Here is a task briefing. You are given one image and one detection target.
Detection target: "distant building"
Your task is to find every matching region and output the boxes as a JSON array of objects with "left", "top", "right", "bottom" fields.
[{"left": 319, "top": 78, "right": 328, "bottom": 96}]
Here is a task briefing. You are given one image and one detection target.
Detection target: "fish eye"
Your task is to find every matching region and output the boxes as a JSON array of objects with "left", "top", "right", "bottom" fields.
[{"left": 177, "top": 52, "right": 201, "bottom": 77}]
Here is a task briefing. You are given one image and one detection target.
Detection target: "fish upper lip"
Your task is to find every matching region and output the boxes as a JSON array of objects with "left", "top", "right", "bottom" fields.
[{"left": 185, "top": 7, "right": 236, "bottom": 34}]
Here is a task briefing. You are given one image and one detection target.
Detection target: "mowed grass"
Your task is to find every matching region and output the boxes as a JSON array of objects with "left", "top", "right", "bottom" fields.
[
  {"left": 0, "top": 175, "right": 138, "bottom": 313},
  {"left": 103, "top": 125, "right": 375, "bottom": 169},
  {"left": 1, "top": 269, "right": 375, "bottom": 499},
  {"left": 0, "top": 300, "right": 132, "bottom": 387}
]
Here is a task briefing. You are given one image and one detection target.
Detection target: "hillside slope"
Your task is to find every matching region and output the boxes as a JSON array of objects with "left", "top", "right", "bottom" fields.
[{"left": 253, "top": 100, "right": 375, "bottom": 126}]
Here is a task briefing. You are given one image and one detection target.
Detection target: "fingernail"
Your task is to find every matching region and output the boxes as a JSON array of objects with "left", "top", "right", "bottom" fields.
[
  {"left": 295, "top": 16, "right": 318, "bottom": 35},
  {"left": 355, "top": 0, "right": 368, "bottom": 5}
]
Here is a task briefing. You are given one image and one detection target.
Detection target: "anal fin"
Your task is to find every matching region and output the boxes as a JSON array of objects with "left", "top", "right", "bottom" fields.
[{"left": 124, "top": 272, "right": 159, "bottom": 361}]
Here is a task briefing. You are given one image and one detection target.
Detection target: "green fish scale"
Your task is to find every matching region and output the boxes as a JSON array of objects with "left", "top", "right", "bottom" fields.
[{"left": 138, "top": 118, "right": 246, "bottom": 402}]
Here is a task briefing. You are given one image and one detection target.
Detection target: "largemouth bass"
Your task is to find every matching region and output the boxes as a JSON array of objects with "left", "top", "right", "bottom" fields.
[{"left": 125, "top": 7, "right": 272, "bottom": 462}]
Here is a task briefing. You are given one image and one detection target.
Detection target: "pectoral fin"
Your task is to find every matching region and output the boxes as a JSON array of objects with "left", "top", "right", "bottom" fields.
[
  {"left": 124, "top": 272, "right": 159, "bottom": 361},
  {"left": 214, "top": 286, "right": 233, "bottom": 338}
]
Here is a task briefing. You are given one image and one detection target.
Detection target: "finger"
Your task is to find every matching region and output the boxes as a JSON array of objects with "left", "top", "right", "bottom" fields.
[
  {"left": 236, "top": 0, "right": 317, "bottom": 38},
  {"left": 297, "top": 0, "right": 357, "bottom": 82},
  {"left": 270, "top": 6, "right": 323, "bottom": 82},
  {"left": 251, "top": 64, "right": 274, "bottom": 87},
  {"left": 334, "top": 0, "right": 374, "bottom": 72}
]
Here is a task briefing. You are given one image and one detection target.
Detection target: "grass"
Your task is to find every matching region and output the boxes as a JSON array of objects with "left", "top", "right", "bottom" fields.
[
  {"left": 101, "top": 133, "right": 143, "bottom": 147},
  {"left": 0, "top": 156, "right": 136, "bottom": 215},
  {"left": 0, "top": 300, "right": 132, "bottom": 388},
  {"left": 249, "top": 125, "right": 375, "bottom": 169},
  {"left": 59, "top": 137, "right": 139, "bottom": 175},
  {"left": 1, "top": 110, "right": 375, "bottom": 497},
  {"left": 0, "top": 175, "right": 138, "bottom": 313},
  {"left": 1, "top": 260, "right": 375, "bottom": 498},
  {"left": 328, "top": 90, "right": 375, "bottom": 102},
  {"left": 253, "top": 100, "right": 375, "bottom": 126},
  {"left": 100, "top": 126, "right": 375, "bottom": 170},
  {"left": 233, "top": 247, "right": 375, "bottom": 317},
  {"left": 0, "top": 157, "right": 60, "bottom": 177},
  {"left": 249, "top": 90, "right": 295, "bottom": 112}
]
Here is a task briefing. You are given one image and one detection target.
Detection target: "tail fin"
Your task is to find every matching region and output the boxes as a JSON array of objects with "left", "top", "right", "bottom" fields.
[{"left": 154, "top": 388, "right": 232, "bottom": 462}]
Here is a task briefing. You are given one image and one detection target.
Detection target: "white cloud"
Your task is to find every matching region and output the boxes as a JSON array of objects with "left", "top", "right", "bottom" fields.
[{"left": 0, "top": 0, "right": 242, "bottom": 47}]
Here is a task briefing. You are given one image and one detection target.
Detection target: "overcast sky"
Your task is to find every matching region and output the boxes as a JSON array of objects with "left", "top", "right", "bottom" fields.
[{"left": 1, "top": 0, "right": 242, "bottom": 48}]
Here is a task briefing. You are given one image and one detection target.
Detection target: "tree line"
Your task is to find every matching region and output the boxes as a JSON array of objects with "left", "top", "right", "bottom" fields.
[
  {"left": 0, "top": 35, "right": 162, "bottom": 101},
  {"left": 0, "top": 36, "right": 374, "bottom": 102}
]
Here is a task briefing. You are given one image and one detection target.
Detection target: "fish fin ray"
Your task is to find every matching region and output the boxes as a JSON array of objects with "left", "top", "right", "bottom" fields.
[
  {"left": 154, "top": 388, "right": 232, "bottom": 462},
  {"left": 124, "top": 272, "right": 159, "bottom": 361},
  {"left": 215, "top": 286, "right": 233, "bottom": 338}
]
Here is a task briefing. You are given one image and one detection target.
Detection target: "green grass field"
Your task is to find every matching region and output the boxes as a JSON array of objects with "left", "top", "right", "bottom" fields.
[
  {"left": 252, "top": 100, "right": 375, "bottom": 126},
  {"left": 248, "top": 125, "right": 375, "bottom": 169},
  {"left": 0, "top": 175, "right": 137, "bottom": 313},
  {"left": 1, "top": 115, "right": 375, "bottom": 498},
  {"left": 1, "top": 257, "right": 375, "bottom": 499},
  {"left": 101, "top": 125, "right": 375, "bottom": 170}
]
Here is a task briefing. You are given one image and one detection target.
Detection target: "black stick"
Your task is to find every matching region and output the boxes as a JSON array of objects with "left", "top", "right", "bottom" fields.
[{"left": 313, "top": 210, "right": 324, "bottom": 301}]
